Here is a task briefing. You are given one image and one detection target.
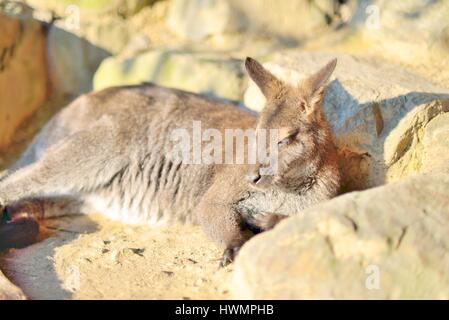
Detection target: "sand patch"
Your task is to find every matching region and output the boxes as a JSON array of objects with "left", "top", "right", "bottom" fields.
[{"left": 1, "top": 215, "right": 231, "bottom": 299}]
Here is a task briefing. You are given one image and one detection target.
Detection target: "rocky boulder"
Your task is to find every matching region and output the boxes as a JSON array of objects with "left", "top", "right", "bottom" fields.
[
  {"left": 93, "top": 50, "right": 246, "bottom": 101},
  {"left": 26, "top": 0, "right": 143, "bottom": 55},
  {"left": 166, "top": 0, "right": 343, "bottom": 41},
  {"left": 232, "top": 172, "right": 449, "bottom": 299},
  {"left": 166, "top": 0, "right": 242, "bottom": 41},
  {"left": 0, "top": 270, "right": 25, "bottom": 300},
  {"left": 27, "top": 0, "right": 156, "bottom": 17},
  {"left": 244, "top": 51, "right": 449, "bottom": 190},
  {"left": 1, "top": 2, "right": 112, "bottom": 101},
  {"left": 0, "top": 13, "right": 48, "bottom": 151},
  {"left": 46, "top": 26, "right": 110, "bottom": 98},
  {"left": 349, "top": 1, "right": 449, "bottom": 66},
  {"left": 421, "top": 113, "right": 449, "bottom": 174}
]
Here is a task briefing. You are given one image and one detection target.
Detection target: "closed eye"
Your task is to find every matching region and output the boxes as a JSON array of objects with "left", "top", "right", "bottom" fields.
[
  {"left": 278, "top": 137, "right": 291, "bottom": 147},
  {"left": 277, "top": 131, "right": 298, "bottom": 147}
]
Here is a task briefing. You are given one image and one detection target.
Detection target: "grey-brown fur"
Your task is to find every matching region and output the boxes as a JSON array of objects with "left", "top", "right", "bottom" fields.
[{"left": 0, "top": 58, "right": 340, "bottom": 277}]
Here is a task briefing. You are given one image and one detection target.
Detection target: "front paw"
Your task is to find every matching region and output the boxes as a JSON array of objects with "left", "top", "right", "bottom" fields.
[{"left": 219, "top": 246, "right": 241, "bottom": 267}]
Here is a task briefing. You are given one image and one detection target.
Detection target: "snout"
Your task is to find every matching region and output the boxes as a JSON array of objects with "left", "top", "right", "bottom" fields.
[{"left": 246, "top": 166, "right": 273, "bottom": 188}]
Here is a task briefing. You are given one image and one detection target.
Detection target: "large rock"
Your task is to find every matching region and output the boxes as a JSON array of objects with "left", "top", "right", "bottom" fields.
[
  {"left": 93, "top": 50, "right": 246, "bottom": 101},
  {"left": 27, "top": 0, "right": 143, "bottom": 54},
  {"left": 166, "top": 0, "right": 242, "bottom": 41},
  {"left": 0, "top": 13, "right": 48, "bottom": 151},
  {"left": 244, "top": 51, "right": 449, "bottom": 190},
  {"left": 66, "top": 16, "right": 131, "bottom": 55},
  {"left": 47, "top": 26, "right": 110, "bottom": 98},
  {"left": 331, "top": 0, "right": 449, "bottom": 87},
  {"left": 1, "top": 3, "right": 111, "bottom": 99},
  {"left": 232, "top": 173, "right": 449, "bottom": 299},
  {"left": 421, "top": 113, "right": 449, "bottom": 173},
  {"left": 27, "top": 0, "right": 155, "bottom": 18},
  {"left": 0, "top": 270, "right": 25, "bottom": 300},
  {"left": 349, "top": 0, "right": 449, "bottom": 63},
  {"left": 166, "top": 0, "right": 342, "bottom": 41}
]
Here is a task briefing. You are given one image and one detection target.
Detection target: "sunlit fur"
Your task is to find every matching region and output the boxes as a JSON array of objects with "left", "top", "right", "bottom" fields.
[{"left": 0, "top": 58, "right": 341, "bottom": 269}]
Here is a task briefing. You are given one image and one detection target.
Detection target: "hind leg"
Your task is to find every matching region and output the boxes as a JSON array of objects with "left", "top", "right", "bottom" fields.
[
  {"left": 5, "top": 197, "right": 89, "bottom": 220},
  {"left": 0, "top": 197, "right": 91, "bottom": 251},
  {"left": 0, "top": 197, "right": 91, "bottom": 300},
  {"left": 0, "top": 217, "right": 39, "bottom": 251},
  {"left": 0, "top": 197, "right": 90, "bottom": 300},
  {"left": 0, "top": 123, "right": 126, "bottom": 251},
  {"left": 0, "top": 218, "right": 35, "bottom": 300},
  {"left": 0, "top": 215, "right": 39, "bottom": 300},
  {"left": 0, "top": 121, "right": 127, "bottom": 209}
]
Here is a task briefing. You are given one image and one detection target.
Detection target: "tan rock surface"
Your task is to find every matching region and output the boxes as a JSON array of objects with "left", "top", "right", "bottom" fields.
[
  {"left": 94, "top": 50, "right": 246, "bottom": 101},
  {"left": 0, "top": 13, "right": 48, "bottom": 151},
  {"left": 0, "top": 269, "right": 25, "bottom": 300},
  {"left": 232, "top": 173, "right": 449, "bottom": 299}
]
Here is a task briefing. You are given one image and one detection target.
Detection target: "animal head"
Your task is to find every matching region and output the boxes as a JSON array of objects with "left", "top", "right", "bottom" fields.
[{"left": 244, "top": 57, "right": 338, "bottom": 192}]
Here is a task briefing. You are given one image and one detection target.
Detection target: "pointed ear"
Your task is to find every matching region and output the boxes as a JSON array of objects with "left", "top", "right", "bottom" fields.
[
  {"left": 245, "top": 57, "right": 282, "bottom": 99},
  {"left": 301, "top": 58, "right": 337, "bottom": 114}
]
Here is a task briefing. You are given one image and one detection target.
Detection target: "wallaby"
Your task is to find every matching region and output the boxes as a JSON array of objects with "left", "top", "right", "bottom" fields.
[{"left": 0, "top": 57, "right": 340, "bottom": 298}]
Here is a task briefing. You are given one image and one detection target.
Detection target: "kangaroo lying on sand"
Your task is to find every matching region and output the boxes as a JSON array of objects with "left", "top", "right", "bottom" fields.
[{"left": 0, "top": 57, "right": 340, "bottom": 298}]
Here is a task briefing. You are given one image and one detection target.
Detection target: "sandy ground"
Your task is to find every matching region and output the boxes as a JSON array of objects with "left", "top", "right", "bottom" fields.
[{"left": 0, "top": 215, "right": 232, "bottom": 299}]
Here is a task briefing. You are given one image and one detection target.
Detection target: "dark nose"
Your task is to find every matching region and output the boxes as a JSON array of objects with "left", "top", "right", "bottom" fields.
[{"left": 247, "top": 172, "right": 261, "bottom": 184}]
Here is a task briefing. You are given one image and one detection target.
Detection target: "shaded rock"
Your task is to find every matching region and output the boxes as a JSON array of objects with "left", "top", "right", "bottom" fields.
[
  {"left": 27, "top": 0, "right": 136, "bottom": 54},
  {"left": 244, "top": 51, "right": 449, "bottom": 190},
  {"left": 93, "top": 50, "right": 246, "bottom": 101},
  {"left": 232, "top": 173, "right": 449, "bottom": 299},
  {"left": 47, "top": 26, "right": 110, "bottom": 97},
  {"left": 0, "top": 13, "right": 48, "bottom": 151}
]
